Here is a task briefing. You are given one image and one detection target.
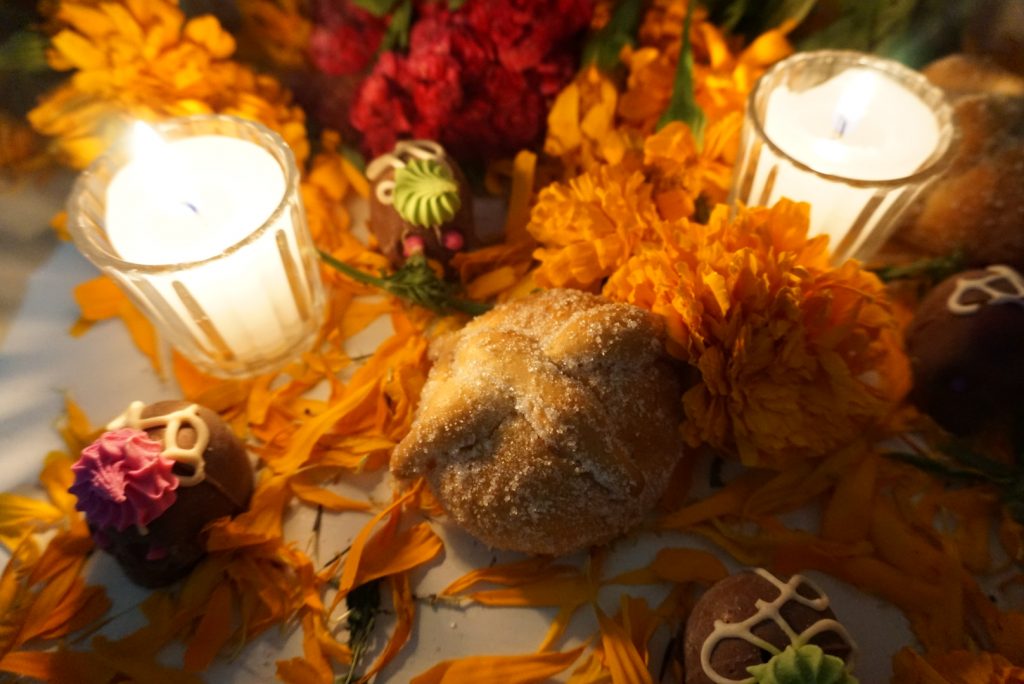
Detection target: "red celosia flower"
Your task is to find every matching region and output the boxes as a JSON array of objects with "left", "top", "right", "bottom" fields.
[
  {"left": 346, "top": 0, "right": 594, "bottom": 162},
  {"left": 309, "top": 1, "right": 387, "bottom": 76}
]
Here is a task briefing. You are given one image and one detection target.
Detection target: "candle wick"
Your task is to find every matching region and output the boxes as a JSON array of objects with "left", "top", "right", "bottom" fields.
[
  {"left": 833, "top": 115, "right": 848, "bottom": 139},
  {"left": 179, "top": 200, "right": 206, "bottom": 230}
]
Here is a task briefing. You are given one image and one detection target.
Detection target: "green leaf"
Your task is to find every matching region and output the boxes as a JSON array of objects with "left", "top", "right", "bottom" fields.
[
  {"left": 758, "top": 0, "right": 819, "bottom": 32},
  {"left": 706, "top": 0, "right": 751, "bottom": 32},
  {"left": 447, "top": 0, "right": 467, "bottom": 10},
  {"left": 351, "top": 0, "right": 401, "bottom": 17},
  {"left": 656, "top": 0, "right": 706, "bottom": 143},
  {"left": 884, "top": 451, "right": 990, "bottom": 484},
  {"left": 871, "top": 250, "right": 965, "bottom": 285},
  {"left": 704, "top": 0, "right": 817, "bottom": 37},
  {"left": 380, "top": 0, "right": 414, "bottom": 52},
  {"left": 581, "top": 0, "right": 644, "bottom": 72},
  {"left": 0, "top": 31, "right": 49, "bottom": 73},
  {"left": 341, "top": 145, "right": 367, "bottom": 173},
  {"left": 885, "top": 441, "right": 1024, "bottom": 526},
  {"left": 945, "top": 442, "right": 1015, "bottom": 483},
  {"left": 797, "top": 0, "right": 917, "bottom": 54}
]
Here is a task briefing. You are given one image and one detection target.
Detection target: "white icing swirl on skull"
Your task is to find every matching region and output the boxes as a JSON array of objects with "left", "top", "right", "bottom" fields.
[
  {"left": 366, "top": 140, "right": 447, "bottom": 206},
  {"left": 699, "top": 569, "right": 857, "bottom": 684},
  {"left": 947, "top": 265, "right": 1024, "bottom": 315},
  {"left": 107, "top": 401, "right": 210, "bottom": 486}
]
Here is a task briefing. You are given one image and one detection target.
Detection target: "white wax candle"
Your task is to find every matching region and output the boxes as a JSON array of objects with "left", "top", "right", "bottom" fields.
[
  {"left": 764, "top": 68, "right": 939, "bottom": 180},
  {"left": 107, "top": 133, "right": 285, "bottom": 264},
  {"left": 105, "top": 127, "right": 306, "bottom": 364},
  {"left": 752, "top": 66, "right": 941, "bottom": 255}
]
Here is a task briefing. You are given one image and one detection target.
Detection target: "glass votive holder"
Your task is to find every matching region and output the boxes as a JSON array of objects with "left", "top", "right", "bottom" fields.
[
  {"left": 729, "top": 50, "right": 958, "bottom": 263},
  {"left": 67, "top": 115, "right": 325, "bottom": 378}
]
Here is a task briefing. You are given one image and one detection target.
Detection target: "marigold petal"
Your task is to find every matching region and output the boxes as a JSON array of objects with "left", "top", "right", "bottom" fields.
[
  {"left": 410, "top": 646, "right": 586, "bottom": 684},
  {"left": 183, "top": 582, "right": 234, "bottom": 671},
  {"left": 50, "top": 30, "right": 108, "bottom": 70},
  {"left": 596, "top": 607, "right": 653, "bottom": 684}
]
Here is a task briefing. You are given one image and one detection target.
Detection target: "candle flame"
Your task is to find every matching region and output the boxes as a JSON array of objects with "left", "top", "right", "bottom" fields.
[{"left": 831, "top": 70, "right": 878, "bottom": 138}]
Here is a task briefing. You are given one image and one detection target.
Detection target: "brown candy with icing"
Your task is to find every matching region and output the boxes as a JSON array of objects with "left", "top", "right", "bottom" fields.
[
  {"left": 682, "top": 570, "right": 856, "bottom": 684},
  {"left": 94, "top": 401, "right": 253, "bottom": 587},
  {"left": 905, "top": 265, "right": 1024, "bottom": 435},
  {"left": 366, "top": 140, "right": 479, "bottom": 268}
]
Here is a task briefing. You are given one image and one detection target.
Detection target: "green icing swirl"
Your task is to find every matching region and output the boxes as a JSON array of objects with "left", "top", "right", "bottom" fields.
[
  {"left": 392, "top": 158, "right": 461, "bottom": 229},
  {"left": 747, "top": 644, "right": 858, "bottom": 684}
]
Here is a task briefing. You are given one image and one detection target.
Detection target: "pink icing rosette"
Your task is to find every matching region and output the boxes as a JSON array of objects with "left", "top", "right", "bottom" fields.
[{"left": 69, "top": 427, "right": 179, "bottom": 531}]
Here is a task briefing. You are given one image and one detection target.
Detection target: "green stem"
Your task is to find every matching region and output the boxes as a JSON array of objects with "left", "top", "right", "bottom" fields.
[
  {"left": 656, "top": 0, "right": 706, "bottom": 143},
  {"left": 884, "top": 451, "right": 990, "bottom": 483},
  {"left": 319, "top": 250, "right": 389, "bottom": 290},
  {"left": 581, "top": 0, "right": 644, "bottom": 72},
  {"left": 446, "top": 295, "right": 492, "bottom": 317},
  {"left": 318, "top": 250, "right": 492, "bottom": 317},
  {"left": 871, "top": 250, "right": 965, "bottom": 284}
]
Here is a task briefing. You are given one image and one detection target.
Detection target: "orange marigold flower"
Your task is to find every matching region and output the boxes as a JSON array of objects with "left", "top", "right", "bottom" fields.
[
  {"left": 235, "top": 0, "right": 312, "bottom": 70},
  {"left": 619, "top": 0, "right": 792, "bottom": 134},
  {"left": 528, "top": 163, "right": 660, "bottom": 291},
  {"left": 603, "top": 200, "right": 910, "bottom": 469},
  {"left": 29, "top": 0, "right": 307, "bottom": 168},
  {"left": 544, "top": 65, "right": 638, "bottom": 177},
  {"left": 642, "top": 116, "right": 741, "bottom": 220}
]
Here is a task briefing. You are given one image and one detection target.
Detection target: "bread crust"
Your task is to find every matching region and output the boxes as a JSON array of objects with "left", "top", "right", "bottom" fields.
[
  {"left": 890, "top": 55, "right": 1024, "bottom": 268},
  {"left": 391, "top": 288, "right": 685, "bottom": 555}
]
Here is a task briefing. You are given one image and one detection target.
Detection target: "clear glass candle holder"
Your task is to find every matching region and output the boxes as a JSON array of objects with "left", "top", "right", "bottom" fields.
[
  {"left": 67, "top": 115, "right": 325, "bottom": 378},
  {"left": 730, "top": 50, "right": 958, "bottom": 263}
]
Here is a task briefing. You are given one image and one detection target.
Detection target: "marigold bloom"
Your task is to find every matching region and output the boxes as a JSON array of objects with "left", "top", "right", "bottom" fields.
[
  {"left": 619, "top": 0, "right": 792, "bottom": 134},
  {"left": 642, "top": 116, "right": 741, "bottom": 219},
  {"left": 528, "top": 163, "right": 660, "bottom": 291},
  {"left": 530, "top": 116, "right": 741, "bottom": 292},
  {"left": 604, "top": 200, "right": 910, "bottom": 469},
  {"left": 236, "top": 0, "right": 312, "bottom": 69},
  {"left": 29, "top": 0, "right": 308, "bottom": 168},
  {"left": 544, "top": 65, "right": 637, "bottom": 177}
]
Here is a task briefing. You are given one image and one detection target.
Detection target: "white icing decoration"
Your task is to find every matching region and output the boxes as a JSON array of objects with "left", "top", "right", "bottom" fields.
[
  {"left": 108, "top": 401, "right": 210, "bottom": 487},
  {"left": 699, "top": 569, "right": 858, "bottom": 684},
  {"left": 947, "top": 265, "right": 1024, "bottom": 315},
  {"left": 365, "top": 140, "right": 447, "bottom": 206}
]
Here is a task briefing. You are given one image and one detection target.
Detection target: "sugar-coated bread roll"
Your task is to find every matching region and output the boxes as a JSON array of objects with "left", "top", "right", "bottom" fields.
[
  {"left": 891, "top": 55, "right": 1024, "bottom": 268},
  {"left": 390, "top": 288, "right": 685, "bottom": 556}
]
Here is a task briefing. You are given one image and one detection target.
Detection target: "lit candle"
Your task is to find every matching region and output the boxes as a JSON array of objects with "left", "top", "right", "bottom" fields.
[
  {"left": 730, "top": 51, "right": 957, "bottom": 263},
  {"left": 68, "top": 116, "right": 325, "bottom": 377}
]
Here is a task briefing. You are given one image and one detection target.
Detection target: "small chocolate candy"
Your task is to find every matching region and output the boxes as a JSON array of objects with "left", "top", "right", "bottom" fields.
[
  {"left": 366, "top": 140, "right": 479, "bottom": 268},
  {"left": 905, "top": 265, "right": 1024, "bottom": 435},
  {"left": 70, "top": 400, "right": 253, "bottom": 587},
  {"left": 682, "top": 570, "right": 856, "bottom": 684}
]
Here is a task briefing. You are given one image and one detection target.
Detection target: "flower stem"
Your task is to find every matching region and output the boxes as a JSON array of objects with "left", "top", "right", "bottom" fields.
[
  {"left": 656, "top": 0, "right": 706, "bottom": 143},
  {"left": 319, "top": 250, "right": 491, "bottom": 317}
]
